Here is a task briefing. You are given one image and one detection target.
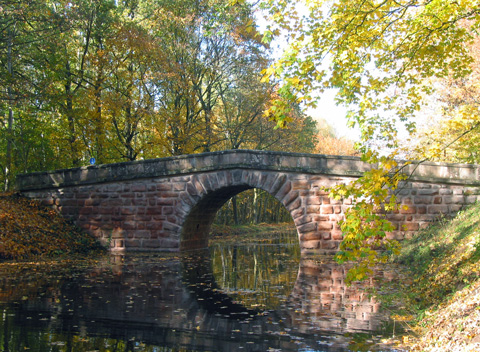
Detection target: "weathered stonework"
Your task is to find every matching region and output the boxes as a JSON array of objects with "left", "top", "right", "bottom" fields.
[{"left": 16, "top": 150, "right": 480, "bottom": 252}]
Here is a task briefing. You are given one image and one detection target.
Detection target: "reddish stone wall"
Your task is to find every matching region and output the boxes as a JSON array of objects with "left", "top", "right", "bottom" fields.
[
  {"left": 21, "top": 169, "right": 480, "bottom": 252},
  {"left": 17, "top": 150, "right": 480, "bottom": 252}
]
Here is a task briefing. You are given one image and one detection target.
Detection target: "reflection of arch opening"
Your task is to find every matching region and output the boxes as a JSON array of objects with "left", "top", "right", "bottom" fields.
[{"left": 181, "top": 249, "right": 260, "bottom": 320}]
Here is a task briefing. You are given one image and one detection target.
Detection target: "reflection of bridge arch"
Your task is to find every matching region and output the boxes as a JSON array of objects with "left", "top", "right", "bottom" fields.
[
  {"left": 2, "top": 253, "right": 395, "bottom": 351},
  {"left": 286, "top": 259, "right": 387, "bottom": 333},
  {"left": 181, "top": 249, "right": 260, "bottom": 320}
]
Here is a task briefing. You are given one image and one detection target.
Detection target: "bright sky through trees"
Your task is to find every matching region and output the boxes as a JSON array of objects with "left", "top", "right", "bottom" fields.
[{"left": 254, "top": 2, "right": 360, "bottom": 141}]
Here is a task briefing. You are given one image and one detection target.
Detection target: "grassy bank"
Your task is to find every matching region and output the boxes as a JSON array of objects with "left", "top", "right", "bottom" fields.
[
  {"left": 0, "top": 192, "right": 104, "bottom": 261},
  {"left": 392, "top": 202, "right": 480, "bottom": 351},
  {"left": 210, "top": 222, "right": 297, "bottom": 243}
]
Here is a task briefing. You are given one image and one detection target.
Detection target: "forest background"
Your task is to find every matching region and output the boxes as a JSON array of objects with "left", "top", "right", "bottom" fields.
[
  {"left": 2, "top": 0, "right": 480, "bottom": 270},
  {"left": 0, "top": 0, "right": 357, "bottom": 225}
]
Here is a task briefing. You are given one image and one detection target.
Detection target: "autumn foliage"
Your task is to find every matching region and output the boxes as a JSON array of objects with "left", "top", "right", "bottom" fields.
[{"left": 0, "top": 192, "right": 103, "bottom": 260}]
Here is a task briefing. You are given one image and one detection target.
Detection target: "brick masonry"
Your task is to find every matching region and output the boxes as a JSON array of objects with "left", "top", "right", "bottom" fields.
[{"left": 16, "top": 150, "right": 480, "bottom": 252}]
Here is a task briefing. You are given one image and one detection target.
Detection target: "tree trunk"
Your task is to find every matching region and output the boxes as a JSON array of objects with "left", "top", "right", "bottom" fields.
[
  {"left": 65, "top": 59, "right": 81, "bottom": 167},
  {"left": 4, "top": 27, "right": 15, "bottom": 191},
  {"left": 232, "top": 196, "right": 239, "bottom": 226}
]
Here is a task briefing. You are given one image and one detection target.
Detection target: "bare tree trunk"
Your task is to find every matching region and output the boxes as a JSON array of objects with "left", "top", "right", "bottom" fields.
[
  {"left": 4, "top": 27, "right": 15, "bottom": 191},
  {"left": 64, "top": 59, "right": 81, "bottom": 167},
  {"left": 232, "top": 196, "right": 239, "bottom": 226}
]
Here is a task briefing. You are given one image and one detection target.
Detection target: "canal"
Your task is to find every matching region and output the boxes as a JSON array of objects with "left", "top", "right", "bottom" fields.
[{"left": 0, "top": 231, "right": 405, "bottom": 351}]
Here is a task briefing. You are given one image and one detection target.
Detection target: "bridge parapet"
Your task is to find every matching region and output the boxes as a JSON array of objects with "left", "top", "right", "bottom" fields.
[
  {"left": 17, "top": 150, "right": 480, "bottom": 192},
  {"left": 16, "top": 150, "right": 480, "bottom": 252}
]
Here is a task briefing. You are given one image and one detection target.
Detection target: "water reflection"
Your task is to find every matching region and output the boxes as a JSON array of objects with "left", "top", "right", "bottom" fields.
[
  {"left": 0, "top": 239, "right": 401, "bottom": 351},
  {"left": 209, "top": 242, "right": 300, "bottom": 311}
]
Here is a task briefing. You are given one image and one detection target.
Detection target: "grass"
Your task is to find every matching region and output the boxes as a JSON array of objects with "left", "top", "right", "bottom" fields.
[
  {"left": 385, "top": 202, "right": 480, "bottom": 351},
  {"left": 397, "top": 203, "right": 480, "bottom": 310}
]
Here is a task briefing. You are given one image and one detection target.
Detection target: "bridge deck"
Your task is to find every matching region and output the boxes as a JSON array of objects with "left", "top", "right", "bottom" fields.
[{"left": 16, "top": 150, "right": 480, "bottom": 191}]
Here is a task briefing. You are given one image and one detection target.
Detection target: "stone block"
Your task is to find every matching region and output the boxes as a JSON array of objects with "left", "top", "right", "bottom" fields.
[
  {"left": 79, "top": 207, "right": 93, "bottom": 215},
  {"left": 292, "top": 180, "right": 310, "bottom": 190},
  {"left": 172, "top": 183, "right": 186, "bottom": 191},
  {"left": 132, "top": 230, "right": 150, "bottom": 239},
  {"left": 300, "top": 232, "right": 322, "bottom": 241},
  {"left": 400, "top": 205, "right": 416, "bottom": 214},
  {"left": 276, "top": 181, "right": 292, "bottom": 200},
  {"left": 121, "top": 207, "right": 135, "bottom": 215},
  {"left": 450, "top": 204, "right": 463, "bottom": 212},
  {"left": 301, "top": 240, "right": 320, "bottom": 249},
  {"left": 317, "top": 221, "right": 333, "bottom": 230},
  {"left": 298, "top": 221, "right": 317, "bottom": 233},
  {"left": 156, "top": 198, "right": 175, "bottom": 206},
  {"left": 313, "top": 215, "right": 330, "bottom": 222},
  {"left": 443, "top": 195, "right": 465, "bottom": 204},
  {"left": 401, "top": 222, "right": 419, "bottom": 231},
  {"left": 120, "top": 193, "right": 135, "bottom": 199},
  {"left": 163, "top": 221, "right": 181, "bottom": 233},
  {"left": 123, "top": 221, "right": 136, "bottom": 230},
  {"left": 143, "top": 239, "right": 162, "bottom": 248},
  {"left": 331, "top": 230, "right": 343, "bottom": 240},
  {"left": 270, "top": 174, "right": 287, "bottom": 196},
  {"left": 322, "top": 232, "right": 331, "bottom": 240},
  {"left": 286, "top": 197, "right": 302, "bottom": 212},
  {"left": 135, "top": 215, "right": 152, "bottom": 222},
  {"left": 320, "top": 241, "right": 339, "bottom": 250},
  {"left": 282, "top": 191, "right": 299, "bottom": 207},
  {"left": 231, "top": 169, "right": 243, "bottom": 184},
  {"left": 198, "top": 173, "right": 214, "bottom": 192},
  {"left": 321, "top": 205, "right": 334, "bottom": 214},
  {"left": 157, "top": 183, "right": 173, "bottom": 192},
  {"left": 427, "top": 205, "right": 449, "bottom": 214},
  {"left": 414, "top": 196, "right": 432, "bottom": 204},
  {"left": 417, "top": 205, "right": 427, "bottom": 214},
  {"left": 133, "top": 198, "right": 147, "bottom": 206},
  {"left": 99, "top": 207, "right": 114, "bottom": 215},
  {"left": 295, "top": 215, "right": 312, "bottom": 226},
  {"left": 291, "top": 207, "right": 305, "bottom": 219},
  {"left": 125, "top": 239, "right": 141, "bottom": 248},
  {"left": 306, "top": 196, "right": 322, "bottom": 206},
  {"left": 418, "top": 189, "right": 439, "bottom": 196},
  {"left": 131, "top": 184, "right": 146, "bottom": 192},
  {"left": 466, "top": 195, "right": 479, "bottom": 204}
]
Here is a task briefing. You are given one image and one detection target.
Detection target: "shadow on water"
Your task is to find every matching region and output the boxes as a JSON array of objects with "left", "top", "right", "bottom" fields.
[{"left": 0, "top": 234, "right": 404, "bottom": 351}]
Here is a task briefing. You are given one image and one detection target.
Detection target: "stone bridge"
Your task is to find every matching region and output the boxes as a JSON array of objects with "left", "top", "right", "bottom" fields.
[{"left": 16, "top": 150, "right": 480, "bottom": 252}]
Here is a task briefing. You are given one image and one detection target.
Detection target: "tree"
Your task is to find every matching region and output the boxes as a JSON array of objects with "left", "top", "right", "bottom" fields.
[
  {"left": 261, "top": 0, "right": 480, "bottom": 281},
  {"left": 314, "top": 117, "right": 358, "bottom": 156},
  {"left": 0, "top": 0, "right": 69, "bottom": 188},
  {"left": 407, "top": 35, "right": 480, "bottom": 164}
]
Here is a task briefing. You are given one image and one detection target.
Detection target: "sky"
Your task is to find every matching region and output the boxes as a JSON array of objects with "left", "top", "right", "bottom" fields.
[
  {"left": 307, "top": 90, "right": 361, "bottom": 141},
  {"left": 255, "top": 4, "right": 361, "bottom": 143}
]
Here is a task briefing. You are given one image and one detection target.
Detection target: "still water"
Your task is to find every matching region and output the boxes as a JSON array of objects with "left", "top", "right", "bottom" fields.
[{"left": 0, "top": 233, "right": 403, "bottom": 351}]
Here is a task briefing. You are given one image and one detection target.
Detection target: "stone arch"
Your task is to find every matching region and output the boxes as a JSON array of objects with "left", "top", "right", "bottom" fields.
[{"left": 178, "top": 170, "right": 301, "bottom": 250}]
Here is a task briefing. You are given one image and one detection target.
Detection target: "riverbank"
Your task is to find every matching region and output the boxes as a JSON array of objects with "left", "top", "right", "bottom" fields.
[
  {"left": 0, "top": 192, "right": 104, "bottom": 261},
  {"left": 210, "top": 222, "right": 296, "bottom": 242},
  {"left": 392, "top": 202, "right": 480, "bottom": 351}
]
